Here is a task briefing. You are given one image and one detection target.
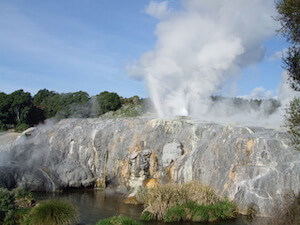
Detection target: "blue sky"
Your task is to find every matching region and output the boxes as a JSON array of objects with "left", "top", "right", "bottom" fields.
[{"left": 0, "top": 0, "right": 288, "bottom": 98}]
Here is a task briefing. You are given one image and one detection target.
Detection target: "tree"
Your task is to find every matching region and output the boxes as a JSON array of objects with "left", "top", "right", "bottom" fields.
[
  {"left": 96, "top": 91, "right": 122, "bottom": 115},
  {"left": 276, "top": 0, "right": 300, "bottom": 150},
  {"left": 0, "top": 93, "right": 13, "bottom": 129},
  {"left": 33, "top": 89, "right": 57, "bottom": 108},
  {"left": 8, "top": 90, "right": 32, "bottom": 125},
  {"left": 283, "top": 46, "right": 300, "bottom": 91},
  {"left": 276, "top": 0, "right": 300, "bottom": 43},
  {"left": 276, "top": 0, "right": 300, "bottom": 90},
  {"left": 286, "top": 98, "right": 300, "bottom": 150}
]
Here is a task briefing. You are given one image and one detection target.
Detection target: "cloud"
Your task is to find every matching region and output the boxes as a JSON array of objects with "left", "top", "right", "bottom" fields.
[
  {"left": 269, "top": 48, "right": 288, "bottom": 61},
  {"left": 145, "top": 1, "right": 171, "bottom": 19},
  {"left": 239, "top": 87, "right": 273, "bottom": 100}
]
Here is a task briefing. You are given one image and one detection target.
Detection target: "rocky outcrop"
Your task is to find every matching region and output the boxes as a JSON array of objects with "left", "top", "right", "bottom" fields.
[{"left": 0, "top": 117, "right": 299, "bottom": 217}]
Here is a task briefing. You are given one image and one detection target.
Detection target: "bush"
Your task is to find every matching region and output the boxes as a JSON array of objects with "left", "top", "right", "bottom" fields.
[
  {"left": 286, "top": 98, "right": 300, "bottom": 150},
  {"left": 96, "top": 215, "right": 142, "bottom": 225},
  {"left": 163, "top": 200, "right": 236, "bottom": 223},
  {"left": 0, "top": 188, "right": 15, "bottom": 224},
  {"left": 12, "top": 187, "right": 32, "bottom": 200},
  {"left": 0, "top": 188, "right": 15, "bottom": 215},
  {"left": 136, "top": 182, "right": 221, "bottom": 220},
  {"left": 27, "top": 199, "right": 78, "bottom": 225}
]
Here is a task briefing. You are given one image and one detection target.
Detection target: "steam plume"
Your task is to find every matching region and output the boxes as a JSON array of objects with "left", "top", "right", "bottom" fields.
[{"left": 128, "top": 0, "right": 299, "bottom": 127}]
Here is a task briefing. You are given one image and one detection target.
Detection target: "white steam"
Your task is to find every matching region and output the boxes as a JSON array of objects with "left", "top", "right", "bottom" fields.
[{"left": 128, "top": 0, "right": 298, "bottom": 127}]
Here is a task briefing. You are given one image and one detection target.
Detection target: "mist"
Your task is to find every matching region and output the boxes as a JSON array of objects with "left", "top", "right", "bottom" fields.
[{"left": 128, "top": 0, "right": 299, "bottom": 127}]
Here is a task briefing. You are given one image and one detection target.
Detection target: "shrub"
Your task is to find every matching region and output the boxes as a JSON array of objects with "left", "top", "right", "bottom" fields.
[
  {"left": 164, "top": 200, "right": 236, "bottom": 223},
  {"left": 136, "top": 181, "right": 222, "bottom": 220},
  {"left": 96, "top": 215, "right": 142, "bottom": 225},
  {"left": 0, "top": 188, "right": 16, "bottom": 224},
  {"left": 12, "top": 187, "right": 32, "bottom": 200},
  {"left": 0, "top": 188, "right": 15, "bottom": 213},
  {"left": 28, "top": 199, "right": 78, "bottom": 225}
]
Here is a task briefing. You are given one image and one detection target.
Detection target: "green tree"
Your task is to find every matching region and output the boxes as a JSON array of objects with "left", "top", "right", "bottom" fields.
[
  {"left": 0, "top": 93, "right": 13, "bottom": 129},
  {"left": 286, "top": 98, "right": 300, "bottom": 150},
  {"left": 283, "top": 46, "right": 300, "bottom": 91},
  {"left": 276, "top": 0, "right": 300, "bottom": 43},
  {"left": 276, "top": 0, "right": 300, "bottom": 150},
  {"left": 33, "top": 89, "right": 57, "bottom": 108},
  {"left": 96, "top": 91, "right": 121, "bottom": 115},
  {"left": 8, "top": 90, "right": 32, "bottom": 125},
  {"left": 276, "top": 0, "right": 300, "bottom": 90},
  {"left": 41, "top": 91, "right": 90, "bottom": 119}
]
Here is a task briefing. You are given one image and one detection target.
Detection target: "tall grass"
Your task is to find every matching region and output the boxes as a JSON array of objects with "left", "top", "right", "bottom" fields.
[
  {"left": 137, "top": 181, "right": 236, "bottom": 222},
  {"left": 96, "top": 215, "right": 142, "bottom": 225},
  {"left": 24, "top": 199, "right": 78, "bottom": 225}
]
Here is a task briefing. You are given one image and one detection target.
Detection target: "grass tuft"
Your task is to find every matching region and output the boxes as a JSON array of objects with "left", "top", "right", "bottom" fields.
[
  {"left": 26, "top": 199, "right": 78, "bottom": 225},
  {"left": 96, "top": 215, "right": 142, "bottom": 225},
  {"left": 137, "top": 182, "right": 236, "bottom": 222}
]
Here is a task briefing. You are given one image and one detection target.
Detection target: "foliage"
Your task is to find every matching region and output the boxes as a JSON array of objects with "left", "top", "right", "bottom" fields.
[
  {"left": 136, "top": 182, "right": 225, "bottom": 221},
  {"left": 12, "top": 187, "right": 33, "bottom": 200},
  {"left": 27, "top": 199, "right": 78, "bottom": 225},
  {"left": 276, "top": 0, "right": 300, "bottom": 43},
  {"left": 96, "top": 215, "right": 142, "bottom": 225},
  {"left": 33, "top": 89, "right": 57, "bottom": 107},
  {"left": 37, "top": 91, "right": 90, "bottom": 119},
  {"left": 284, "top": 46, "right": 300, "bottom": 91},
  {"left": 0, "top": 188, "right": 15, "bottom": 214},
  {"left": 96, "top": 91, "right": 122, "bottom": 116},
  {"left": 9, "top": 90, "right": 32, "bottom": 125},
  {"left": 0, "top": 188, "right": 15, "bottom": 224},
  {"left": 164, "top": 200, "right": 236, "bottom": 223},
  {"left": 276, "top": 0, "right": 300, "bottom": 91},
  {"left": 286, "top": 98, "right": 300, "bottom": 150}
]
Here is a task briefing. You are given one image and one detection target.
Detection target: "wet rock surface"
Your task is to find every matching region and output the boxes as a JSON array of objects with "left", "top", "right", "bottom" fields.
[{"left": 0, "top": 117, "right": 299, "bottom": 216}]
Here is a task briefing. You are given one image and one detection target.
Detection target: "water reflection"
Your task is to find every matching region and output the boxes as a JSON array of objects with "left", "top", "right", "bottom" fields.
[{"left": 33, "top": 189, "right": 260, "bottom": 225}]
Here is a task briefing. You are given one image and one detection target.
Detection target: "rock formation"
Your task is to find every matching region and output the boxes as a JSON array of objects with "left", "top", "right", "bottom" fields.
[{"left": 0, "top": 117, "right": 299, "bottom": 216}]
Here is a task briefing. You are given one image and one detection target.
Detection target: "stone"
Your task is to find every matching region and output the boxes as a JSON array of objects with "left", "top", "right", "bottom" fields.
[
  {"left": 161, "top": 142, "right": 183, "bottom": 168},
  {"left": 0, "top": 117, "right": 299, "bottom": 217},
  {"left": 123, "top": 196, "right": 140, "bottom": 205}
]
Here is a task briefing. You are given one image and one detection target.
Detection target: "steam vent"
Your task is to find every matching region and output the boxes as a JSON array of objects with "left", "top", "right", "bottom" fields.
[{"left": 1, "top": 117, "right": 300, "bottom": 217}]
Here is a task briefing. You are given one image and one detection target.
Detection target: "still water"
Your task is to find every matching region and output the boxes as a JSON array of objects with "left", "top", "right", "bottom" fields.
[{"left": 33, "top": 189, "right": 256, "bottom": 225}]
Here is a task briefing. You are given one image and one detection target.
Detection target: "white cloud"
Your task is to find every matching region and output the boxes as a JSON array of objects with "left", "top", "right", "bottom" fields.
[
  {"left": 269, "top": 48, "right": 288, "bottom": 61},
  {"left": 145, "top": 1, "right": 171, "bottom": 19},
  {"left": 239, "top": 87, "right": 273, "bottom": 100}
]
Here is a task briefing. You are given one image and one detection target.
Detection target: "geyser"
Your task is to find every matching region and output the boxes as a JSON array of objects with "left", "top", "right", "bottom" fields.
[{"left": 128, "top": 0, "right": 299, "bottom": 126}]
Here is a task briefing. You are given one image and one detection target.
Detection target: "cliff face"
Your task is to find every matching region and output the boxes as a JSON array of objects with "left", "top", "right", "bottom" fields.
[{"left": 0, "top": 118, "right": 299, "bottom": 216}]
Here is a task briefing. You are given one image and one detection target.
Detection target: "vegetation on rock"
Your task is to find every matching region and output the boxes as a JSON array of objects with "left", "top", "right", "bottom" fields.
[{"left": 136, "top": 182, "right": 236, "bottom": 222}]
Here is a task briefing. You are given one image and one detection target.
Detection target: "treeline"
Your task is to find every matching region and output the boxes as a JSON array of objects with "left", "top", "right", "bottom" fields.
[
  {"left": 211, "top": 96, "right": 281, "bottom": 115},
  {"left": 0, "top": 88, "right": 281, "bottom": 132},
  {"left": 0, "top": 89, "right": 147, "bottom": 132}
]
